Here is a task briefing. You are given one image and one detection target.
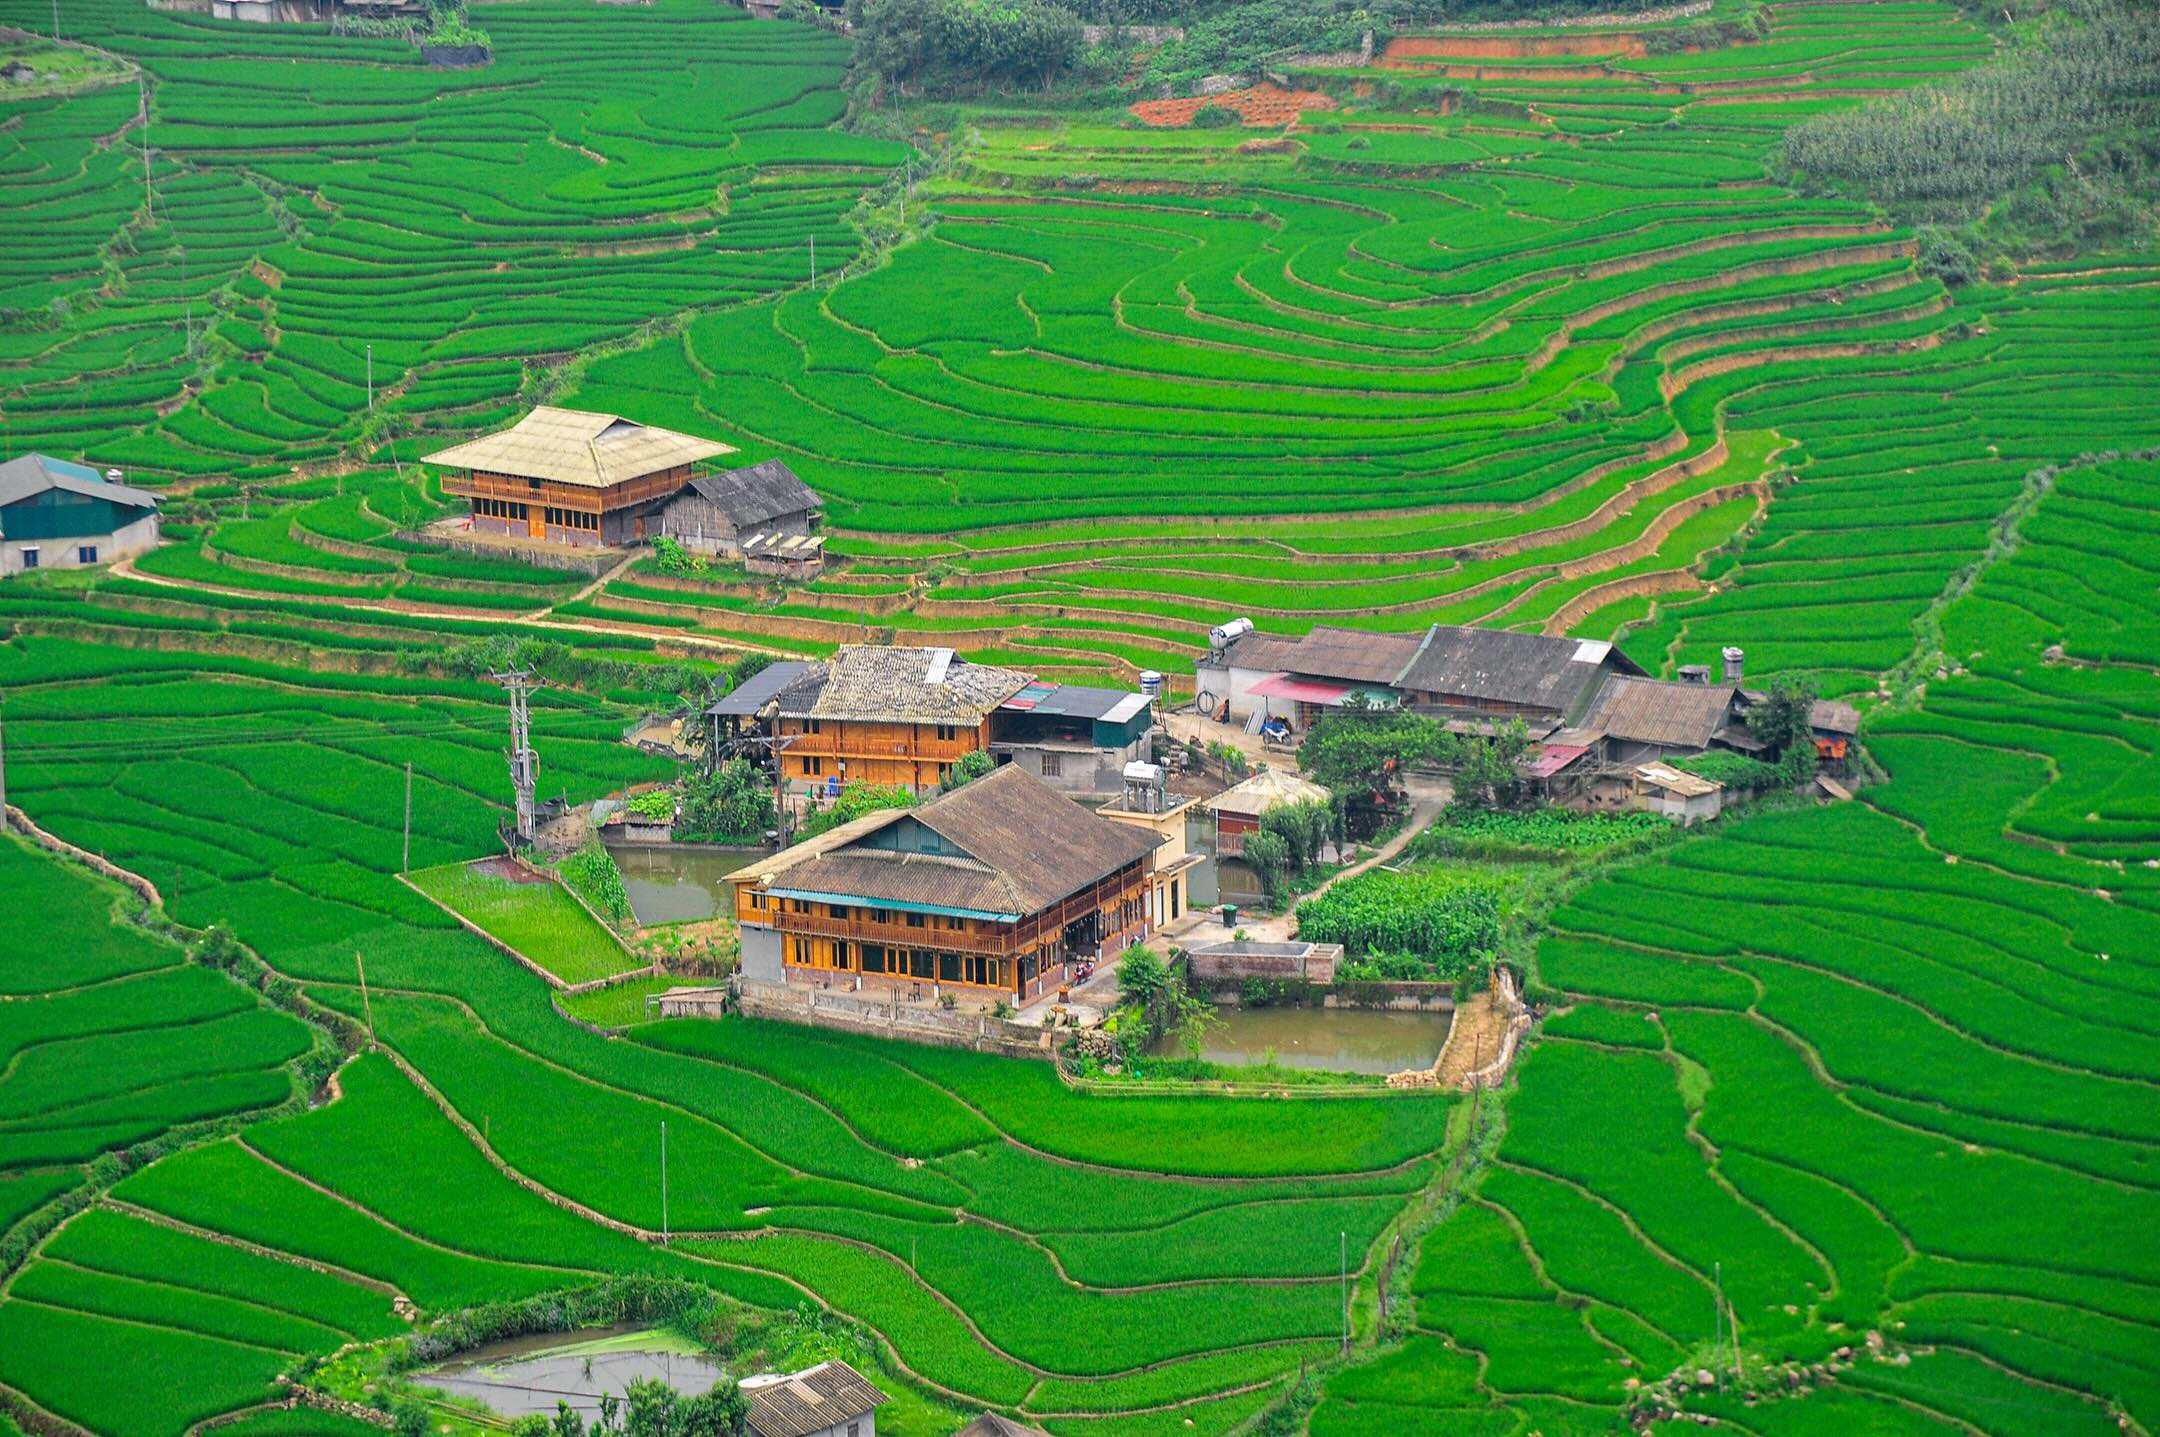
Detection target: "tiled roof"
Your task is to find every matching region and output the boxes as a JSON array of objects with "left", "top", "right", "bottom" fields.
[
  {"left": 1395, "top": 626, "right": 1640, "bottom": 716},
  {"left": 1284, "top": 625, "right": 1424, "bottom": 686},
  {"left": 785, "top": 646, "right": 1030, "bottom": 725},
  {"left": 1582, "top": 677, "right": 1741, "bottom": 750},
  {"left": 743, "top": 1361, "right": 886, "bottom": 1437},
  {"left": 423, "top": 406, "right": 732, "bottom": 489}
]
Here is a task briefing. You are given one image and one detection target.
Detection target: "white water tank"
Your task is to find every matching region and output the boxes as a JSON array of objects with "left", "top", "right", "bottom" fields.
[
  {"left": 1138, "top": 670, "right": 1163, "bottom": 700},
  {"left": 1208, "top": 617, "right": 1254, "bottom": 651}
]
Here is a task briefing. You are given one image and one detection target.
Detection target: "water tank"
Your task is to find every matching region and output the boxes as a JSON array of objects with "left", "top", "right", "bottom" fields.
[
  {"left": 1123, "top": 761, "right": 1164, "bottom": 786},
  {"left": 1138, "top": 670, "right": 1163, "bottom": 700},
  {"left": 1721, "top": 646, "right": 1745, "bottom": 684},
  {"left": 1207, "top": 617, "right": 1254, "bottom": 651},
  {"left": 104, "top": 469, "right": 124, "bottom": 485}
]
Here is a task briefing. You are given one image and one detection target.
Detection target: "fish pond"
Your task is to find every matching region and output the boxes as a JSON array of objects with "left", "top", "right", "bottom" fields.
[
  {"left": 419, "top": 1327, "right": 729, "bottom": 1419},
  {"left": 1148, "top": 1004, "right": 1452, "bottom": 1076}
]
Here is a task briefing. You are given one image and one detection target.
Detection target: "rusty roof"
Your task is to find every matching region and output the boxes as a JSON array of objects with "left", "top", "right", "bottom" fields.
[
  {"left": 423, "top": 406, "right": 732, "bottom": 489},
  {"left": 743, "top": 1361, "right": 886, "bottom": 1437},
  {"left": 1809, "top": 698, "right": 1862, "bottom": 735},
  {"left": 1581, "top": 677, "right": 1742, "bottom": 750}
]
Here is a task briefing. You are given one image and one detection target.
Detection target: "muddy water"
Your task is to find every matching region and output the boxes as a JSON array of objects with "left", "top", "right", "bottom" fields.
[
  {"left": 602, "top": 842, "right": 762, "bottom": 926},
  {"left": 1149, "top": 1004, "right": 1452, "bottom": 1076},
  {"left": 420, "top": 1327, "right": 728, "bottom": 1419}
]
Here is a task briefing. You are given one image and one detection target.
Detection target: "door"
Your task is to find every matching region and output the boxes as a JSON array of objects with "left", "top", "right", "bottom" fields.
[{"left": 527, "top": 504, "right": 545, "bottom": 540}]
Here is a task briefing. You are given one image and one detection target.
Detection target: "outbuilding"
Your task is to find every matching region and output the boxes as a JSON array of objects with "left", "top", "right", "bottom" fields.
[
  {"left": 1203, "top": 767, "right": 1331, "bottom": 857},
  {"left": 0, "top": 454, "right": 161, "bottom": 575},
  {"left": 658, "top": 458, "right": 823, "bottom": 561},
  {"left": 742, "top": 1360, "right": 887, "bottom": 1437},
  {"left": 1634, "top": 762, "right": 1723, "bottom": 824}
]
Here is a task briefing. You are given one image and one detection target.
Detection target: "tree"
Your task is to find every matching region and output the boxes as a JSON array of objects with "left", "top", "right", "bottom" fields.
[
  {"left": 550, "top": 1404, "right": 586, "bottom": 1437},
  {"left": 1260, "top": 797, "right": 1330, "bottom": 869},
  {"left": 1745, "top": 674, "right": 1818, "bottom": 753},
  {"left": 678, "top": 1383, "right": 748, "bottom": 1437},
  {"left": 676, "top": 760, "right": 775, "bottom": 843},
  {"left": 1300, "top": 702, "right": 1440, "bottom": 801},
  {"left": 622, "top": 1378, "right": 679, "bottom": 1437},
  {"left": 798, "top": 780, "right": 915, "bottom": 839},
  {"left": 1449, "top": 718, "right": 1531, "bottom": 812},
  {"left": 946, "top": 749, "right": 994, "bottom": 788},
  {"left": 1241, "top": 827, "right": 1291, "bottom": 895},
  {"left": 1116, "top": 943, "right": 1170, "bottom": 1010}
]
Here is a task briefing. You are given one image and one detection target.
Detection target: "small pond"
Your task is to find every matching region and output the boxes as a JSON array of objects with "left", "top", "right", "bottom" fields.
[
  {"left": 419, "top": 1326, "right": 728, "bottom": 1419},
  {"left": 1148, "top": 1004, "right": 1452, "bottom": 1076},
  {"left": 603, "top": 841, "right": 763, "bottom": 926}
]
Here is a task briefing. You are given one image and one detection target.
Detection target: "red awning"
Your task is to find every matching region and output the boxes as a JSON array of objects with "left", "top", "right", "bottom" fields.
[
  {"left": 1527, "top": 743, "right": 1588, "bottom": 779},
  {"left": 1248, "top": 672, "right": 1352, "bottom": 705}
]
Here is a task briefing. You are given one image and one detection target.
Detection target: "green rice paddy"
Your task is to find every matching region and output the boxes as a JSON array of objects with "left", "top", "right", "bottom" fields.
[{"left": 0, "top": 0, "right": 2156, "bottom": 1432}]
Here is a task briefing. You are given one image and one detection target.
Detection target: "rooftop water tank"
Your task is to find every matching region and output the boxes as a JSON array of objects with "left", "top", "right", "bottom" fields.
[{"left": 1208, "top": 617, "right": 1254, "bottom": 651}]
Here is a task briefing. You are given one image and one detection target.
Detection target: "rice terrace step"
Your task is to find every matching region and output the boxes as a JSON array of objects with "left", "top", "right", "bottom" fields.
[{"left": 1, "top": 0, "right": 2156, "bottom": 1433}]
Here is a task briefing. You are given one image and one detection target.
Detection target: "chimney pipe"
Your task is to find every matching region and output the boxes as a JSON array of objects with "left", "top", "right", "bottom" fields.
[{"left": 1721, "top": 647, "right": 1745, "bottom": 685}]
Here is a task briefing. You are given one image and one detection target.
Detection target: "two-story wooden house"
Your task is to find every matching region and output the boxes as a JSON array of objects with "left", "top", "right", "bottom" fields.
[
  {"left": 424, "top": 406, "right": 733, "bottom": 548},
  {"left": 727, "top": 764, "right": 1163, "bottom": 1004},
  {"left": 772, "top": 646, "right": 1031, "bottom": 797}
]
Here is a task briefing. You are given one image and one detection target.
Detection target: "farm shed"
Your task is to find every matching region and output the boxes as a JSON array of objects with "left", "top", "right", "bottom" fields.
[
  {"left": 1810, "top": 698, "right": 1861, "bottom": 765},
  {"left": 0, "top": 454, "right": 160, "bottom": 576},
  {"left": 657, "top": 458, "right": 822, "bottom": 559},
  {"left": 1634, "top": 762, "right": 1723, "bottom": 824},
  {"left": 956, "top": 1418, "right": 1051, "bottom": 1437},
  {"left": 742, "top": 531, "right": 826, "bottom": 578},
  {"left": 990, "top": 681, "right": 1155, "bottom": 795},
  {"left": 742, "top": 1359, "right": 887, "bottom": 1437},
  {"left": 1570, "top": 676, "right": 1758, "bottom": 766},
  {"left": 1204, "top": 768, "right": 1331, "bottom": 857},
  {"left": 425, "top": 405, "right": 733, "bottom": 548},
  {"left": 1195, "top": 624, "right": 1308, "bottom": 725},
  {"left": 728, "top": 764, "right": 1164, "bottom": 1006}
]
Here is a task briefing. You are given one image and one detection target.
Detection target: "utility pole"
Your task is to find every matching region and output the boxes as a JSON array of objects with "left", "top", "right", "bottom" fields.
[
  {"left": 1340, "top": 1230, "right": 1350, "bottom": 1354},
  {"left": 366, "top": 343, "right": 374, "bottom": 411},
  {"left": 808, "top": 233, "right": 816, "bottom": 289},
  {"left": 1729, "top": 1293, "right": 1744, "bottom": 1387},
  {"left": 489, "top": 669, "right": 541, "bottom": 844},
  {"left": 660, "top": 1119, "right": 669, "bottom": 1245},
  {"left": 0, "top": 695, "right": 9, "bottom": 822},
  {"left": 138, "top": 77, "right": 153, "bottom": 220},
  {"left": 401, "top": 761, "right": 412, "bottom": 873},
  {"left": 52, "top": 0, "right": 60, "bottom": 41},
  {"left": 356, "top": 950, "right": 376, "bottom": 1047},
  {"left": 1714, "top": 1261, "right": 1726, "bottom": 1368}
]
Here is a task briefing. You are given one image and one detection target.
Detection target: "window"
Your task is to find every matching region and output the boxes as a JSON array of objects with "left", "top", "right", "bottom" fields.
[
  {"left": 936, "top": 724, "right": 957, "bottom": 742},
  {"left": 20, "top": 548, "right": 37, "bottom": 569},
  {"left": 77, "top": 546, "right": 97, "bottom": 564},
  {"left": 807, "top": 719, "right": 823, "bottom": 735},
  {"left": 906, "top": 911, "right": 926, "bottom": 928},
  {"left": 829, "top": 903, "right": 848, "bottom": 919},
  {"left": 527, "top": 477, "right": 542, "bottom": 491},
  {"left": 1039, "top": 751, "right": 1063, "bottom": 778},
  {"left": 849, "top": 1423, "right": 860, "bottom": 1437}
]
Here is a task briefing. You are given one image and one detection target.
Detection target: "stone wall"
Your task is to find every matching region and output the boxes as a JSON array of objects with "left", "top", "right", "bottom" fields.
[{"left": 734, "top": 979, "right": 1059, "bottom": 1061}]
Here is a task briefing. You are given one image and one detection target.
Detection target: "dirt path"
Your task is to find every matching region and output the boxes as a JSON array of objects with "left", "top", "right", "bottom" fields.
[
  {"left": 543, "top": 548, "right": 643, "bottom": 617},
  {"left": 104, "top": 556, "right": 800, "bottom": 657},
  {"left": 1235, "top": 775, "right": 1451, "bottom": 942}
]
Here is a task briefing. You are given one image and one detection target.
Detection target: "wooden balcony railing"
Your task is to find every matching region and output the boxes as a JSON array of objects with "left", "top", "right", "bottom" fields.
[{"left": 779, "top": 910, "right": 1013, "bottom": 957}]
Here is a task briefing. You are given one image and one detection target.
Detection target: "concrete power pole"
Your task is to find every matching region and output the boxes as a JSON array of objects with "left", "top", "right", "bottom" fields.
[
  {"left": 490, "top": 669, "right": 541, "bottom": 844},
  {"left": 401, "top": 761, "right": 412, "bottom": 873},
  {"left": 0, "top": 695, "right": 9, "bottom": 823}
]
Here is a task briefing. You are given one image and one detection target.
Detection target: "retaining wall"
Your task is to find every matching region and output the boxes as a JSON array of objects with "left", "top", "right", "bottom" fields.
[{"left": 735, "top": 979, "right": 1058, "bottom": 1060}]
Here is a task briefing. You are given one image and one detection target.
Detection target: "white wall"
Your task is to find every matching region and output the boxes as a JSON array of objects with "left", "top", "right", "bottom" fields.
[{"left": 1, "top": 512, "right": 160, "bottom": 576}]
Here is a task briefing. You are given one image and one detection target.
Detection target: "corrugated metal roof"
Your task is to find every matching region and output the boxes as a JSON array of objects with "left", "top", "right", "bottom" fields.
[
  {"left": 423, "top": 406, "right": 732, "bottom": 489},
  {"left": 1284, "top": 625, "right": 1424, "bottom": 686},
  {"left": 1809, "top": 699, "right": 1862, "bottom": 735},
  {"left": 684, "top": 458, "right": 819, "bottom": 526},
  {"left": 706, "top": 660, "right": 819, "bottom": 719},
  {"left": 0, "top": 453, "right": 161, "bottom": 511},
  {"left": 743, "top": 1361, "right": 886, "bottom": 1437}
]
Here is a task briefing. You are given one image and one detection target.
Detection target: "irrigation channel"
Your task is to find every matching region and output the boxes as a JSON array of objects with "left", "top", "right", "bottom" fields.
[{"left": 418, "top": 1327, "right": 730, "bottom": 1419}]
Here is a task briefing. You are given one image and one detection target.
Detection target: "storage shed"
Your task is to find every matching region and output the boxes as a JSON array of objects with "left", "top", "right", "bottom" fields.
[
  {"left": 1634, "top": 762, "right": 1723, "bottom": 825},
  {"left": 1203, "top": 768, "right": 1331, "bottom": 857},
  {"left": 659, "top": 459, "right": 823, "bottom": 560},
  {"left": 0, "top": 454, "right": 161, "bottom": 575}
]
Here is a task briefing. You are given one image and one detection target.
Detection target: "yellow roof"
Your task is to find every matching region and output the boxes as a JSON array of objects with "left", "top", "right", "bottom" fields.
[{"left": 422, "top": 406, "right": 733, "bottom": 489}]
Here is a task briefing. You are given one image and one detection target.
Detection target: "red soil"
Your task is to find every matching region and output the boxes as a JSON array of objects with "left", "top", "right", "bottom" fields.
[
  {"left": 472, "top": 856, "right": 548, "bottom": 883},
  {"left": 1128, "top": 83, "right": 1338, "bottom": 129},
  {"left": 1383, "top": 32, "right": 1648, "bottom": 60}
]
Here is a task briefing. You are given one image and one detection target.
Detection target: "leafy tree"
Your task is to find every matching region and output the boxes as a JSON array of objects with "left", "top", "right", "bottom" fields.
[
  {"left": 678, "top": 1383, "right": 748, "bottom": 1437},
  {"left": 677, "top": 760, "right": 776, "bottom": 843},
  {"left": 1260, "top": 796, "right": 1331, "bottom": 868},
  {"left": 508, "top": 1418, "right": 550, "bottom": 1437},
  {"left": 1300, "top": 701, "right": 1439, "bottom": 800},
  {"left": 550, "top": 1401, "right": 586, "bottom": 1437},
  {"left": 1448, "top": 718, "right": 1531, "bottom": 812},
  {"left": 1745, "top": 674, "right": 1818, "bottom": 753},
  {"left": 946, "top": 749, "right": 995, "bottom": 788},
  {"left": 1116, "top": 942, "right": 1171, "bottom": 1010},
  {"left": 798, "top": 780, "right": 915, "bottom": 839},
  {"left": 1241, "top": 827, "right": 1291, "bottom": 894},
  {"left": 622, "top": 1378, "right": 679, "bottom": 1437}
]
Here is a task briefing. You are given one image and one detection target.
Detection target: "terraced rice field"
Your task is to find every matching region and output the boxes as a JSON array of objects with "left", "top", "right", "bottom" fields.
[{"left": 1, "top": 1, "right": 2158, "bottom": 1433}]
